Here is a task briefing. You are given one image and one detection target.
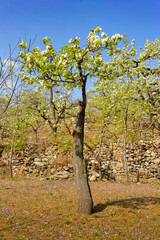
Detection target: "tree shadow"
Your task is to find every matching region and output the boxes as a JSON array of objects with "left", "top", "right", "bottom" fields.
[{"left": 93, "top": 197, "right": 160, "bottom": 213}]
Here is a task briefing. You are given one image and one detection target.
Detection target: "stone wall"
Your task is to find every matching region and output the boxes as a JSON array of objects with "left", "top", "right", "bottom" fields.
[
  {"left": 0, "top": 139, "right": 160, "bottom": 183},
  {"left": 87, "top": 139, "right": 160, "bottom": 183}
]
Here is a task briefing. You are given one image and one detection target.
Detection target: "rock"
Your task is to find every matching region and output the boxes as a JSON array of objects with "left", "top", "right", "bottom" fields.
[
  {"left": 28, "top": 168, "right": 33, "bottom": 173},
  {"left": 151, "top": 151, "right": 156, "bottom": 157},
  {"left": 40, "top": 178, "right": 45, "bottom": 181},
  {"left": 34, "top": 158, "right": 41, "bottom": 162},
  {"left": 60, "top": 174, "right": 69, "bottom": 179},
  {"left": 51, "top": 173, "right": 69, "bottom": 179},
  {"left": 22, "top": 167, "right": 28, "bottom": 172},
  {"left": 57, "top": 167, "right": 62, "bottom": 171},
  {"left": 150, "top": 168, "right": 158, "bottom": 173},
  {"left": 43, "top": 169, "right": 48, "bottom": 176},
  {"left": 33, "top": 169, "right": 39, "bottom": 174},
  {"left": 146, "top": 150, "right": 151, "bottom": 154},
  {"left": 34, "top": 162, "right": 47, "bottom": 167},
  {"left": 157, "top": 174, "right": 160, "bottom": 179},
  {"left": 115, "top": 153, "right": 123, "bottom": 161},
  {"left": 41, "top": 158, "right": 48, "bottom": 162},
  {"left": 89, "top": 170, "right": 100, "bottom": 178},
  {"left": 89, "top": 175, "right": 97, "bottom": 181},
  {"left": 57, "top": 171, "right": 69, "bottom": 176},
  {"left": 153, "top": 158, "right": 160, "bottom": 164},
  {"left": 147, "top": 178, "right": 159, "bottom": 184},
  {"left": 45, "top": 150, "right": 53, "bottom": 156},
  {"left": 68, "top": 163, "right": 73, "bottom": 168},
  {"left": 50, "top": 168, "right": 56, "bottom": 174},
  {"left": 139, "top": 169, "right": 145, "bottom": 176},
  {"left": 115, "top": 162, "right": 123, "bottom": 169},
  {"left": 63, "top": 166, "right": 69, "bottom": 171}
]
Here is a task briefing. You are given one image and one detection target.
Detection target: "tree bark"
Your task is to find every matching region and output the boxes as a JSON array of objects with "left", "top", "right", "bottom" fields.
[
  {"left": 124, "top": 128, "right": 128, "bottom": 184},
  {"left": 124, "top": 108, "right": 128, "bottom": 184},
  {"left": 73, "top": 101, "right": 93, "bottom": 214},
  {"left": 50, "top": 87, "right": 57, "bottom": 134},
  {"left": 34, "top": 129, "right": 38, "bottom": 143},
  {"left": 9, "top": 137, "right": 14, "bottom": 179}
]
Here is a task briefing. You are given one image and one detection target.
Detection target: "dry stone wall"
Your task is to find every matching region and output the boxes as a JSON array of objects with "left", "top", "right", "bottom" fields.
[
  {"left": 87, "top": 139, "right": 160, "bottom": 183},
  {"left": 0, "top": 139, "right": 160, "bottom": 183}
]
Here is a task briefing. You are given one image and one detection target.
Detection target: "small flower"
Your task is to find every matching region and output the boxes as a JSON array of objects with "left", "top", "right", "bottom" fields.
[
  {"left": 69, "top": 38, "right": 72, "bottom": 44},
  {"left": 101, "top": 32, "right": 107, "bottom": 38}
]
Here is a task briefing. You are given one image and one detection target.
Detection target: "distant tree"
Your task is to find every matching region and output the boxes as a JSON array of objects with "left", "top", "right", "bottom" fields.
[
  {"left": 88, "top": 75, "right": 144, "bottom": 183},
  {"left": 1, "top": 94, "right": 27, "bottom": 178},
  {"left": 21, "top": 87, "right": 72, "bottom": 136},
  {"left": 92, "top": 36, "right": 160, "bottom": 183},
  {"left": 98, "top": 36, "right": 160, "bottom": 132},
  {"left": 0, "top": 38, "right": 36, "bottom": 116}
]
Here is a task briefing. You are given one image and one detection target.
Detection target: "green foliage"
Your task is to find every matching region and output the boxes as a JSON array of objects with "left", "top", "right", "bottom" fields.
[
  {"left": 54, "top": 131, "right": 73, "bottom": 154},
  {"left": 18, "top": 27, "right": 123, "bottom": 92},
  {"left": 1, "top": 27, "right": 160, "bottom": 155},
  {"left": 88, "top": 36, "right": 160, "bottom": 143}
]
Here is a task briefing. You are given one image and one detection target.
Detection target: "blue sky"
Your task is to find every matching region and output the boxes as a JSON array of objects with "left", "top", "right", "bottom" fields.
[
  {"left": 1, "top": 0, "right": 160, "bottom": 53},
  {"left": 0, "top": 0, "right": 160, "bottom": 95}
]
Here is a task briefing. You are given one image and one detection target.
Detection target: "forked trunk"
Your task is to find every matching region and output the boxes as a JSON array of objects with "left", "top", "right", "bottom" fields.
[{"left": 73, "top": 101, "right": 93, "bottom": 214}]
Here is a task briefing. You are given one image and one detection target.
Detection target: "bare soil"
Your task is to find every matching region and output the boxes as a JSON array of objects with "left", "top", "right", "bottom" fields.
[{"left": 0, "top": 179, "right": 160, "bottom": 240}]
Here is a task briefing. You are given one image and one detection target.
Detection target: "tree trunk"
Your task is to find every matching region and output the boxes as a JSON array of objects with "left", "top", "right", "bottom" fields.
[
  {"left": 124, "top": 128, "right": 128, "bottom": 184},
  {"left": 9, "top": 138, "right": 14, "bottom": 179},
  {"left": 124, "top": 109, "right": 128, "bottom": 184},
  {"left": 73, "top": 101, "right": 93, "bottom": 214},
  {"left": 34, "top": 129, "right": 38, "bottom": 143},
  {"left": 50, "top": 87, "right": 57, "bottom": 134}
]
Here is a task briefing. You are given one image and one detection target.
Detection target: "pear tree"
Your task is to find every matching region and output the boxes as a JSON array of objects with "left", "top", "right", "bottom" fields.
[
  {"left": 0, "top": 38, "right": 36, "bottom": 116},
  {"left": 19, "top": 27, "right": 123, "bottom": 214},
  {"left": 99, "top": 36, "right": 160, "bottom": 131},
  {"left": 92, "top": 36, "right": 160, "bottom": 182},
  {"left": 1, "top": 95, "right": 28, "bottom": 177}
]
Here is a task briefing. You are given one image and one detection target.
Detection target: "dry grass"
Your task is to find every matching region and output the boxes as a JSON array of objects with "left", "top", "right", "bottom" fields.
[{"left": 0, "top": 179, "right": 160, "bottom": 240}]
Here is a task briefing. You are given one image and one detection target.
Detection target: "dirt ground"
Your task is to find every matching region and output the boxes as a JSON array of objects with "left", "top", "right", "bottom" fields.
[{"left": 0, "top": 179, "right": 160, "bottom": 240}]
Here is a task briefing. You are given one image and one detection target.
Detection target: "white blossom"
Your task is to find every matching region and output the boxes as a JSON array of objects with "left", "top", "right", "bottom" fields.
[
  {"left": 69, "top": 38, "right": 72, "bottom": 44},
  {"left": 75, "top": 37, "right": 80, "bottom": 41},
  {"left": 101, "top": 32, "right": 107, "bottom": 38},
  {"left": 101, "top": 38, "right": 108, "bottom": 45},
  {"left": 89, "top": 35, "right": 100, "bottom": 48},
  {"left": 63, "top": 60, "right": 68, "bottom": 65},
  {"left": 58, "top": 59, "right": 62, "bottom": 65},
  {"left": 96, "top": 56, "right": 103, "bottom": 61},
  {"left": 40, "top": 80, "right": 44, "bottom": 86},
  {"left": 111, "top": 33, "right": 123, "bottom": 40},
  {"left": 41, "top": 50, "right": 47, "bottom": 54},
  {"left": 27, "top": 56, "right": 31, "bottom": 61},
  {"left": 94, "top": 26, "right": 102, "bottom": 32}
]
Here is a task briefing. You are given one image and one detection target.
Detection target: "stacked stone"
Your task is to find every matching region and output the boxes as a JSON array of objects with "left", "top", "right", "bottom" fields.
[{"left": 0, "top": 139, "right": 160, "bottom": 183}]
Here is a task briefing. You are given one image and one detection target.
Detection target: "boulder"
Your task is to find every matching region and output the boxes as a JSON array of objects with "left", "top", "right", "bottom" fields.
[{"left": 89, "top": 175, "right": 97, "bottom": 181}]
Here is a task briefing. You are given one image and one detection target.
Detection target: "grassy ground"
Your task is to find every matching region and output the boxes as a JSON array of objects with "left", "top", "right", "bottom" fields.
[{"left": 0, "top": 179, "right": 160, "bottom": 240}]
